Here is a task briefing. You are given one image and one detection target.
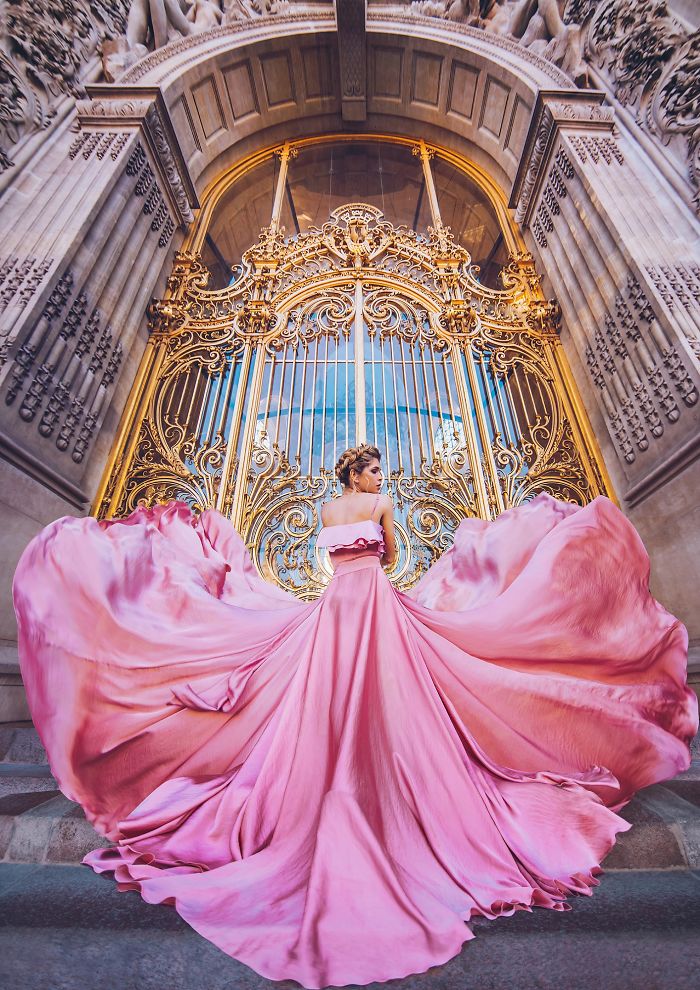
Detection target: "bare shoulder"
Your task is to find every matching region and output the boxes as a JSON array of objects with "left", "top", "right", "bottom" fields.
[
  {"left": 321, "top": 495, "right": 350, "bottom": 526},
  {"left": 378, "top": 494, "right": 394, "bottom": 515}
]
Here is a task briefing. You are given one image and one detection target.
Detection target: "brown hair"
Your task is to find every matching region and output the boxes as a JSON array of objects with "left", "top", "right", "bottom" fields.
[{"left": 334, "top": 444, "right": 381, "bottom": 487}]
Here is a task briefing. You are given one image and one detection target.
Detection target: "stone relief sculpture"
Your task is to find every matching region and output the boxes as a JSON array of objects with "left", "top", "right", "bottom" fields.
[
  {"left": 584, "top": 0, "right": 699, "bottom": 214},
  {"left": 188, "top": 0, "right": 226, "bottom": 30},
  {"left": 224, "top": 0, "right": 290, "bottom": 21},
  {"left": 0, "top": 0, "right": 288, "bottom": 167},
  {"left": 104, "top": 0, "right": 228, "bottom": 81},
  {"left": 413, "top": 0, "right": 480, "bottom": 24},
  {"left": 0, "top": 0, "right": 130, "bottom": 170},
  {"left": 413, "top": 0, "right": 588, "bottom": 82},
  {"left": 128, "top": 0, "right": 197, "bottom": 49},
  {"left": 102, "top": 0, "right": 290, "bottom": 80},
  {"left": 410, "top": 0, "right": 699, "bottom": 213},
  {"left": 485, "top": 0, "right": 588, "bottom": 83}
]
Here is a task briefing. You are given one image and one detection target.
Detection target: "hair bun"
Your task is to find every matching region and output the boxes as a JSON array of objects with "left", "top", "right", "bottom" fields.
[{"left": 334, "top": 444, "right": 381, "bottom": 486}]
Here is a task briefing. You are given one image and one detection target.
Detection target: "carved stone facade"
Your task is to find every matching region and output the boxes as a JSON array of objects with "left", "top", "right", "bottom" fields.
[
  {"left": 0, "top": 0, "right": 131, "bottom": 171},
  {"left": 0, "top": 0, "right": 698, "bottom": 718},
  {"left": 409, "top": 0, "right": 700, "bottom": 216},
  {"left": 510, "top": 86, "right": 699, "bottom": 515},
  {"left": 0, "top": 0, "right": 302, "bottom": 174},
  {"left": 584, "top": 274, "right": 697, "bottom": 472}
]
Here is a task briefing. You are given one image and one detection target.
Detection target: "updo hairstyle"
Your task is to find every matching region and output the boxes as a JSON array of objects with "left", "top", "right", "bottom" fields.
[{"left": 334, "top": 444, "right": 381, "bottom": 487}]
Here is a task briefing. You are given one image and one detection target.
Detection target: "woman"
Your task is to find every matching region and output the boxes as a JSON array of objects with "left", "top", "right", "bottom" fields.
[{"left": 12, "top": 443, "right": 697, "bottom": 988}]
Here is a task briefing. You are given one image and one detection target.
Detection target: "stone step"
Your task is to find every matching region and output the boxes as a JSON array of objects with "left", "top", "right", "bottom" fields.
[
  {"left": 0, "top": 790, "right": 110, "bottom": 865},
  {"left": 1, "top": 782, "right": 699, "bottom": 871},
  {"left": 604, "top": 783, "right": 700, "bottom": 869},
  {"left": 0, "top": 722, "right": 47, "bottom": 765},
  {"left": 0, "top": 723, "right": 56, "bottom": 798},
  {"left": 0, "top": 866, "right": 698, "bottom": 990},
  {"left": 1, "top": 724, "right": 697, "bottom": 868},
  {"left": 0, "top": 763, "right": 55, "bottom": 797}
]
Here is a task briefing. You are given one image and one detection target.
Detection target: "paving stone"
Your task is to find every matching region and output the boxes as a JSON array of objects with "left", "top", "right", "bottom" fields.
[
  {"left": 45, "top": 815, "right": 111, "bottom": 864},
  {"left": 3, "top": 796, "right": 72, "bottom": 864},
  {"left": 0, "top": 867, "right": 698, "bottom": 990},
  {"left": 636, "top": 784, "right": 700, "bottom": 868},
  {"left": 663, "top": 778, "right": 700, "bottom": 808},
  {"left": 0, "top": 793, "right": 61, "bottom": 860}
]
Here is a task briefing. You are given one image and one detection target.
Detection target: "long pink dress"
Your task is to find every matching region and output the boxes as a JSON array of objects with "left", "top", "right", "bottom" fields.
[{"left": 12, "top": 493, "right": 698, "bottom": 988}]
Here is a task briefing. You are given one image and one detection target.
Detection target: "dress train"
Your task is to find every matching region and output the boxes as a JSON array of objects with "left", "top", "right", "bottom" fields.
[{"left": 12, "top": 493, "right": 697, "bottom": 987}]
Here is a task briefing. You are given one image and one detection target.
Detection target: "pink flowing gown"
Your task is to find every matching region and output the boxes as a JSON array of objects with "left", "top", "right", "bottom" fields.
[{"left": 12, "top": 493, "right": 698, "bottom": 988}]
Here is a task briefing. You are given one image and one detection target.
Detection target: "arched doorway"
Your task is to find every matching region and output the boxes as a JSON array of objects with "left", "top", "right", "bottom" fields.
[{"left": 96, "top": 135, "right": 609, "bottom": 595}]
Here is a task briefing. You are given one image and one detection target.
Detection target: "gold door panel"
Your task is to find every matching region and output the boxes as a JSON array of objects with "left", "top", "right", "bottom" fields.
[{"left": 97, "top": 199, "right": 609, "bottom": 596}]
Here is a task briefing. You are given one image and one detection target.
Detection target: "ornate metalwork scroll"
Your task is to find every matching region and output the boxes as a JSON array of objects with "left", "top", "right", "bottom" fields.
[{"left": 97, "top": 203, "right": 610, "bottom": 596}]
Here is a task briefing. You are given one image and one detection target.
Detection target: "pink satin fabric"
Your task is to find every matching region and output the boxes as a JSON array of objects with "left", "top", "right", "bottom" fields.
[
  {"left": 316, "top": 518, "right": 386, "bottom": 555},
  {"left": 12, "top": 493, "right": 697, "bottom": 988}
]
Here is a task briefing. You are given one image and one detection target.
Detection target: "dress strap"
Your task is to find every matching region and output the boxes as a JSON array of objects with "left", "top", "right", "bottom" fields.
[{"left": 370, "top": 494, "right": 381, "bottom": 520}]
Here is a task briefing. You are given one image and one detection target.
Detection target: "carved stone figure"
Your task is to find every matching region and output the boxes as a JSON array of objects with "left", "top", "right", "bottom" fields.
[
  {"left": 484, "top": 0, "right": 589, "bottom": 83},
  {"left": 223, "top": 0, "right": 289, "bottom": 21},
  {"left": 104, "top": 0, "right": 226, "bottom": 82},
  {"left": 101, "top": 0, "right": 279, "bottom": 78},
  {"left": 412, "top": 0, "right": 589, "bottom": 83},
  {"left": 187, "top": 0, "right": 224, "bottom": 31},
  {"left": 126, "top": 0, "right": 194, "bottom": 50},
  {"left": 413, "top": 0, "right": 480, "bottom": 24}
]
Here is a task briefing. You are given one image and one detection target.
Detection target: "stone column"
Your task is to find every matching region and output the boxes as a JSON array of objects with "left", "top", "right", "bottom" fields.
[
  {"left": 0, "top": 87, "right": 198, "bottom": 719},
  {"left": 511, "top": 91, "right": 700, "bottom": 660}
]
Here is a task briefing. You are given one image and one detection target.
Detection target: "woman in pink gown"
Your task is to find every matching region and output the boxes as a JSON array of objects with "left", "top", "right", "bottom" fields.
[{"left": 12, "top": 443, "right": 698, "bottom": 989}]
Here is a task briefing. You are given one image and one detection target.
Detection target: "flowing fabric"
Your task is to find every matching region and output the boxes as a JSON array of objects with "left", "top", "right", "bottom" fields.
[{"left": 12, "top": 493, "right": 697, "bottom": 988}]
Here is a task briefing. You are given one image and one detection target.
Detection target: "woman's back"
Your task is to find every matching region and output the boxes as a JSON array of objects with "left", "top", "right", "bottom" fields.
[
  {"left": 319, "top": 493, "right": 386, "bottom": 565},
  {"left": 320, "top": 491, "right": 383, "bottom": 528}
]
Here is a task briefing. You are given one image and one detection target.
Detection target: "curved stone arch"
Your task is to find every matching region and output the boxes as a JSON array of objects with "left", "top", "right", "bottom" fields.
[
  {"left": 122, "top": 12, "right": 572, "bottom": 90},
  {"left": 188, "top": 132, "right": 524, "bottom": 259},
  {"left": 111, "top": 16, "right": 575, "bottom": 199}
]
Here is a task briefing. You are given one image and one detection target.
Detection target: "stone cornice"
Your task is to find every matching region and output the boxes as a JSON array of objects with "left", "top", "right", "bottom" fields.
[
  {"left": 366, "top": 10, "right": 574, "bottom": 88},
  {"left": 119, "top": 11, "right": 337, "bottom": 85},
  {"left": 78, "top": 86, "right": 198, "bottom": 226}
]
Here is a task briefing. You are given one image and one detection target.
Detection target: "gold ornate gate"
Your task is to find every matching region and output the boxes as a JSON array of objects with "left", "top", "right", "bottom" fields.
[{"left": 96, "top": 146, "right": 610, "bottom": 597}]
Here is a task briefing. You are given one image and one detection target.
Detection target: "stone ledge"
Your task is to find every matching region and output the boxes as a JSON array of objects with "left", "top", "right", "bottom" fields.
[
  {"left": 0, "top": 791, "right": 110, "bottom": 865},
  {"left": 0, "top": 722, "right": 47, "bottom": 763},
  {"left": 0, "top": 641, "right": 19, "bottom": 675}
]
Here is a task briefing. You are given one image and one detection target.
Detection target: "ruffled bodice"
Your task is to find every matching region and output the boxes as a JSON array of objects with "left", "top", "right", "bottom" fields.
[{"left": 316, "top": 519, "right": 385, "bottom": 555}]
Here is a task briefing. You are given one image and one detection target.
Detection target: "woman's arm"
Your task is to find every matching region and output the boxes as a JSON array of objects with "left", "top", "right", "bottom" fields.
[{"left": 379, "top": 496, "right": 397, "bottom": 568}]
